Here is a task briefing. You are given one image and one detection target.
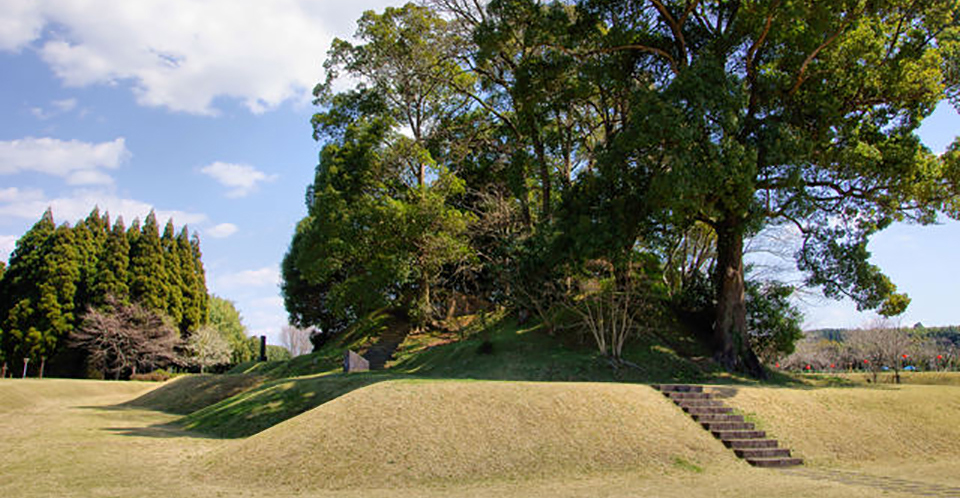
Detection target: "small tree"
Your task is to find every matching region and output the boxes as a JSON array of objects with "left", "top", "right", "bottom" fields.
[
  {"left": 563, "top": 263, "right": 659, "bottom": 368},
  {"left": 279, "top": 325, "right": 313, "bottom": 357},
  {"left": 70, "top": 297, "right": 180, "bottom": 380},
  {"left": 185, "top": 326, "right": 232, "bottom": 373},
  {"left": 745, "top": 281, "right": 804, "bottom": 364},
  {"left": 848, "top": 319, "right": 915, "bottom": 383}
]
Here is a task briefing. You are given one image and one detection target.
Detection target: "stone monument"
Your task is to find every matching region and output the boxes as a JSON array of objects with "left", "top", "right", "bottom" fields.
[{"left": 344, "top": 350, "right": 370, "bottom": 373}]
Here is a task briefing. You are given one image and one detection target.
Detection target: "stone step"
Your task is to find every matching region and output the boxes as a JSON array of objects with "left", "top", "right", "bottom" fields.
[
  {"left": 702, "top": 421, "right": 755, "bottom": 431},
  {"left": 676, "top": 399, "right": 725, "bottom": 407},
  {"left": 668, "top": 392, "right": 712, "bottom": 400},
  {"left": 712, "top": 429, "right": 766, "bottom": 440},
  {"left": 746, "top": 457, "right": 804, "bottom": 468},
  {"left": 682, "top": 405, "right": 732, "bottom": 414},
  {"left": 653, "top": 384, "right": 703, "bottom": 393},
  {"left": 692, "top": 413, "right": 743, "bottom": 423},
  {"left": 723, "top": 438, "right": 779, "bottom": 449},
  {"left": 734, "top": 448, "right": 791, "bottom": 459}
]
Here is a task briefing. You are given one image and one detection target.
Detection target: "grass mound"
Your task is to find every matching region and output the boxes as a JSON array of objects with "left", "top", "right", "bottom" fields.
[
  {"left": 123, "top": 374, "right": 263, "bottom": 414},
  {"left": 181, "top": 372, "right": 387, "bottom": 437},
  {"left": 723, "top": 384, "right": 960, "bottom": 465},
  {"left": 201, "top": 380, "right": 734, "bottom": 490}
]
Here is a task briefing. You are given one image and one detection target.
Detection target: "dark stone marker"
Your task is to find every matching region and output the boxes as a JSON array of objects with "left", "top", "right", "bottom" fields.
[
  {"left": 260, "top": 336, "right": 267, "bottom": 362},
  {"left": 343, "top": 350, "right": 370, "bottom": 373}
]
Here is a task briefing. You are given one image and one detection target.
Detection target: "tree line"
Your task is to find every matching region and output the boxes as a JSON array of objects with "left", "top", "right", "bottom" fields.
[
  {"left": 282, "top": 0, "right": 960, "bottom": 377},
  {"left": 784, "top": 320, "right": 960, "bottom": 382},
  {"left": 0, "top": 208, "right": 209, "bottom": 377}
]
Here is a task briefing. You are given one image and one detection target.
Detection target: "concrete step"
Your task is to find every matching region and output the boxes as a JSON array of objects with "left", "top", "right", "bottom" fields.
[
  {"left": 676, "top": 399, "right": 725, "bottom": 407},
  {"left": 668, "top": 392, "right": 712, "bottom": 400},
  {"left": 735, "top": 448, "right": 791, "bottom": 459},
  {"left": 712, "top": 429, "right": 766, "bottom": 440},
  {"left": 692, "top": 413, "right": 744, "bottom": 423},
  {"left": 682, "top": 405, "right": 732, "bottom": 414},
  {"left": 746, "top": 457, "right": 803, "bottom": 468},
  {"left": 702, "top": 421, "right": 755, "bottom": 431},
  {"left": 653, "top": 384, "right": 703, "bottom": 393},
  {"left": 723, "top": 438, "right": 779, "bottom": 449}
]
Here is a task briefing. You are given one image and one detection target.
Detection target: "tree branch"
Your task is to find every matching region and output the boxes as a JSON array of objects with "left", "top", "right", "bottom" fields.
[
  {"left": 649, "top": 0, "right": 688, "bottom": 66},
  {"left": 788, "top": 12, "right": 858, "bottom": 96}
]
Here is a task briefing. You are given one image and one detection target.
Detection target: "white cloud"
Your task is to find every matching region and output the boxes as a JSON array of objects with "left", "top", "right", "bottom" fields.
[
  {"left": 0, "top": 234, "right": 17, "bottom": 263},
  {"left": 0, "top": 188, "right": 207, "bottom": 227},
  {"left": 0, "top": 0, "right": 397, "bottom": 115},
  {"left": 206, "top": 222, "right": 238, "bottom": 238},
  {"left": 200, "top": 161, "right": 276, "bottom": 198},
  {"left": 0, "top": 0, "right": 44, "bottom": 51},
  {"left": 216, "top": 267, "right": 281, "bottom": 290},
  {"left": 0, "top": 187, "right": 45, "bottom": 204},
  {"left": 52, "top": 98, "right": 77, "bottom": 112},
  {"left": 31, "top": 98, "right": 79, "bottom": 119},
  {"left": 0, "top": 137, "right": 129, "bottom": 184}
]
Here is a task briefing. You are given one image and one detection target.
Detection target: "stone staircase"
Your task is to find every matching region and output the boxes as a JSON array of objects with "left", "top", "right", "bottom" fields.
[
  {"left": 361, "top": 326, "right": 409, "bottom": 370},
  {"left": 653, "top": 384, "right": 803, "bottom": 468}
]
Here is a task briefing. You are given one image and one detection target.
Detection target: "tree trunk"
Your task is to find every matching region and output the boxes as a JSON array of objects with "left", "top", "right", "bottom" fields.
[
  {"left": 534, "top": 138, "right": 551, "bottom": 220},
  {"left": 419, "top": 274, "right": 431, "bottom": 329},
  {"left": 713, "top": 220, "right": 766, "bottom": 379}
]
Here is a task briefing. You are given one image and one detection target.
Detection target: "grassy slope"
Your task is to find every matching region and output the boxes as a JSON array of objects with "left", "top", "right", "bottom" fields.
[
  {"left": 199, "top": 380, "right": 736, "bottom": 490},
  {"left": 181, "top": 313, "right": 742, "bottom": 439},
  {"left": 123, "top": 373, "right": 265, "bottom": 414},
  {"left": 180, "top": 372, "right": 386, "bottom": 437}
]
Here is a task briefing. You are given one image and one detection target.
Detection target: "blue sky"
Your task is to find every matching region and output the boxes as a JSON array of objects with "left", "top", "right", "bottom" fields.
[{"left": 0, "top": 1, "right": 957, "bottom": 346}]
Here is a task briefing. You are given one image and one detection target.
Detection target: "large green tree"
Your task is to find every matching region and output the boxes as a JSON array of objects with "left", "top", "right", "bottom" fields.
[
  {"left": 0, "top": 210, "right": 57, "bottom": 365},
  {"left": 285, "top": 6, "right": 477, "bottom": 330},
  {"left": 559, "top": 0, "right": 960, "bottom": 375},
  {"left": 320, "top": 4, "right": 477, "bottom": 322}
]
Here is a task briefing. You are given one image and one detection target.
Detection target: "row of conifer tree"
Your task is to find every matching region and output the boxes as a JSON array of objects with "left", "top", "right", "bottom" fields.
[{"left": 0, "top": 208, "right": 208, "bottom": 373}]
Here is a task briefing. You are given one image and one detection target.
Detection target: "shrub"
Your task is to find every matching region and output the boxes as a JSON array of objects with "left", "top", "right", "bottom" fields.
[{"left": 131, "top": 369, "right": 175, "bottom": 382}]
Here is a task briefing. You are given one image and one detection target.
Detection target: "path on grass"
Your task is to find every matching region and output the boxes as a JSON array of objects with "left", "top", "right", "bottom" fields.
[{"left": 782, "top": 468, "right": 960, "bottom": 497}]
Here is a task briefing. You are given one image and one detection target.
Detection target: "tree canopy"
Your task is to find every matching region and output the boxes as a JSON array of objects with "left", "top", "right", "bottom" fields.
[{"left": 282, "top": 0, "right": 960, "bottom": 377}]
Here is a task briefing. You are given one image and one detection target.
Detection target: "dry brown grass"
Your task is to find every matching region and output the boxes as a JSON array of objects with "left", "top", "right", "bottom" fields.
[
  {"left": 720, "top": 384, "right": 960, "bottom": 468},
  {"left": 199, "top": 380, "right": 738, "bottom": 490},
  {"left": 3, "top": 378, "right": 960, "bottom": 497}
]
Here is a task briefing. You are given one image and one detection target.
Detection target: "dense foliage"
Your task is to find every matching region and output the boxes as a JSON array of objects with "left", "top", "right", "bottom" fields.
[
  {"left": 0, "top": 208, "right": 209, "bottom": 375},
  {"left": 279, "top": 0, "right": 959, "bottom": 377}
]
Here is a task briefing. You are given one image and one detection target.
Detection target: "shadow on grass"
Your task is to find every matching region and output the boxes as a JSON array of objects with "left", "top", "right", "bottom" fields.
[
  {"left": 119, "top": 374, "right": 266, "bottom": 415},
  {"left": 103, "top": 424, "right": 222, "bottom": 439}
]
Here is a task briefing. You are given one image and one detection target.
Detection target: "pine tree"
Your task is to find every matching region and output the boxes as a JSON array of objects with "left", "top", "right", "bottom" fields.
[
  {"left": 32, "top": 224, "right": 81, "bottom": 359},
  {"left": 161, "top": 219, "right": 184, "bottom": 329},
  {"left": 0, "top": 209, "right": 55, "bottom": 362},
  {"left": 92, "top": 217, "right": 131, "bottom": 305},
  {"left": 73, "top": 208, "right": 107, "bottom": 312},
  {"left": 176, "top": 228, "right": 203, "bottom": 333},
  {"left": 128, "top": 211, "right": 168, "bottom": 313},
  {"left": 189, "top": 232, "right": 209, "bottom": 325}
]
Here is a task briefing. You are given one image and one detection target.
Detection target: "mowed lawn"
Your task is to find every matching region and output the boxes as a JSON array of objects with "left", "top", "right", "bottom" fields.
[{"left": 2, "top": 378, "right": 960, "bottom": 497}]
